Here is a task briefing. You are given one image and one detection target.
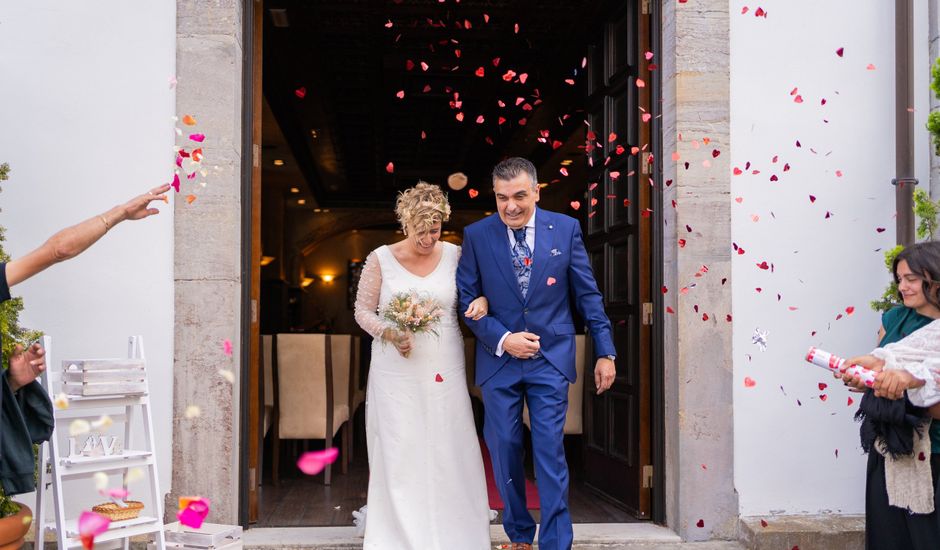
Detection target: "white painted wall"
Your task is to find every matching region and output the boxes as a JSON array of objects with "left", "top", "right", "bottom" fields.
[
  {"left": 0, "top": 2, "right": 176, "bottom": 518},
  {"left": 731, "top": 1, "right": 930, "bottom": 515}
]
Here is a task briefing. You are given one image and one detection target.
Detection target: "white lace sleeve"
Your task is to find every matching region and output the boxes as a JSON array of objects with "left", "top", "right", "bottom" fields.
[
  {"left": 354, "top": 251, "right": 387, "bottom": 339},
  {"left": 871, "top": 320, "right": 940, "bottom": 407}
]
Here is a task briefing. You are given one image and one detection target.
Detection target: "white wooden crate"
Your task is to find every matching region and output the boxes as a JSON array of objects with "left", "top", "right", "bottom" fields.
[
  {"left": 60, "top": 358, "right": 146, "bottom": 396},
  {"left": 162, "top": 522, "right": 243, "bottom": 549}
]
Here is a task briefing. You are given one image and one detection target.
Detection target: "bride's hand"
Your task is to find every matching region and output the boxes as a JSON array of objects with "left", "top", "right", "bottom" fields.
[
  {"left": 464, "top": 296, "right": 489, "bottom": 321},
  {"left": 383, "top": 328, "right": 414, "bottom": 357}
]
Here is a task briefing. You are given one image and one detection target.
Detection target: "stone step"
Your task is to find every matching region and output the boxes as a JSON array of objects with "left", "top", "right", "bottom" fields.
[{"left": 239, "top": 524, "right": 745, "bottom": 549}]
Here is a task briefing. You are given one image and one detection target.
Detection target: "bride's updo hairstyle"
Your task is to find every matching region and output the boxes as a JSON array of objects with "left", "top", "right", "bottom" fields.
[{"left": 395, "top": 181, "right": 451, "bottom": 235}]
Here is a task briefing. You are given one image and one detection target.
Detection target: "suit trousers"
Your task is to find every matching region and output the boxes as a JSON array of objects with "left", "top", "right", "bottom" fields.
[{"left": 481, "top": 355, "right": 572, "bottom": 550}]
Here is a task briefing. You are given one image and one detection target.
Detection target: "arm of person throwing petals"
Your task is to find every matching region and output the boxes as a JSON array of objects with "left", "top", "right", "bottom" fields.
[{"left": 6, "top": 184, "right": 172, "bottom": 287}]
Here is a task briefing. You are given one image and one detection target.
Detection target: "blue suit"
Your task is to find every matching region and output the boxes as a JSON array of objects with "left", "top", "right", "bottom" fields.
[{"left": 457, "top": 208, "right": 615, "bottom": 550}]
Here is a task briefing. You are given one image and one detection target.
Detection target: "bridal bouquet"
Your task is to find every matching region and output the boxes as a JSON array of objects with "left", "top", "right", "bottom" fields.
[{"left": 380, "top": 291, "right": 444, "bottom": 356}]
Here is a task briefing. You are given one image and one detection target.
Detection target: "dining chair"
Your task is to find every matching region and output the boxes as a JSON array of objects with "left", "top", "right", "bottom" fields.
[
  {"left": 272, "top": 333, "right": 351, "bottom": 485},
  {"left": 522, "top": 334, "right": 587, "bottom": 435}
]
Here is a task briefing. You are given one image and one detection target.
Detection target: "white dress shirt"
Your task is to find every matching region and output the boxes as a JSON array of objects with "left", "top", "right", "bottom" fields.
[{"left": 495, "top": 210, "right": 537, "bottom": 356}]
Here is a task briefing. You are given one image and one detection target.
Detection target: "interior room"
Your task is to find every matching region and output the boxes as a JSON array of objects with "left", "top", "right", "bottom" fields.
[{"left": 251, "top": 0, "right": 652, "bottom": 528}]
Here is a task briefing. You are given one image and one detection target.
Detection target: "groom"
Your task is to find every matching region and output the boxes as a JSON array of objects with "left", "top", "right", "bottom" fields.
[{"left": 457, "top": 157, "right": 616, "bottom": 550}]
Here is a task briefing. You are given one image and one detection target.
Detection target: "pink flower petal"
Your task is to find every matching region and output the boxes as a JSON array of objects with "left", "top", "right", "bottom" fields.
[
  {"left": 177, "top": 499, "right": 210, "bottom": 529},
  {"left": 188, "top": 133, "right": 206, "bottom": 143},
  {"left": 170, "top": 173, "right": 181, "bottom": 193},
  {"left": 297, "top": 448, "right": 340, "bottom": 475},
  {"left": 223, "top": 339, "right": 233, "bottom": 356},
  {"left": 79, "top": 511, "right": 111, "bottom": 537}
]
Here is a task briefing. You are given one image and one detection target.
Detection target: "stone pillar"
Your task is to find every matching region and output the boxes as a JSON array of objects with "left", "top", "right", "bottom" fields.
[
  {"left": 170, "top": 0, "right": 244, "bottom": 523},
  {"left": 661, "top": 0, "right": 737, "bottom": 541}
]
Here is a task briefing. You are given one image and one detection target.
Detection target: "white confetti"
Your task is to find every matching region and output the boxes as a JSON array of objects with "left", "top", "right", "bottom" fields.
[
  {"left": 92, "top": 415, "right": 113, "bottom": 431},
  {"left": 126, "top": 468, "right": 145, "bottom": 484},
  {"left": 69, "top": 419, "right": 91, "bottom": 437},
  {"left": 218, "top": 369, "right": 235, "bottom": 384},
  {"left": 53, "top": 393, "right": 69, "bottom": 410},
  {"left": 751, "top": 327, "right": 769, "bottom": 352},
  {"left": 184, "top": 405, "right": 202, "bottom": 419},
  {"left": 93, "top": 472, "right": 109, "bottom": 491}
]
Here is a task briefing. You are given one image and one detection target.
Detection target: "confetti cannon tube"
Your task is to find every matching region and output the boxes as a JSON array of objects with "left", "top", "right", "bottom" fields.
[{"left": 805, "top": 347, "right": 876, "bottom": 387}]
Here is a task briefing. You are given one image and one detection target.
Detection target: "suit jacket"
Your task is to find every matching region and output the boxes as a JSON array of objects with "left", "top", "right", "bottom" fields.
[{"left": 457, "top": 208, "right": 616, "bottom": 385}]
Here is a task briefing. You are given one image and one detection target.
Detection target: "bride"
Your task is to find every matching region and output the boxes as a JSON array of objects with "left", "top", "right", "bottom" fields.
[{"left": 353, "top": 182, "right": 491, "bottom": 549}]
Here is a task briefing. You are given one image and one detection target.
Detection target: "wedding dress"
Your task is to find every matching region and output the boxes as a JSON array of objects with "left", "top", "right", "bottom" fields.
[{"left": 353, "top": 242, "right": 490, "bottom": 550}]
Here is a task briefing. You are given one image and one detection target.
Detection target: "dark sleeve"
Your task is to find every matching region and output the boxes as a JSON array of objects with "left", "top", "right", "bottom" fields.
[{"left": 0, "top": 263, "right": 10, "bottom": 304}]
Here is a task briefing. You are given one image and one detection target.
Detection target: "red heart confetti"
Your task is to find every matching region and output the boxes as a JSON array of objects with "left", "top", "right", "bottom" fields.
[
  {"left": 385, "top": 162, "right": 395, "bottom": 174},
  {"left": 744, "top": 377, "right": 756, "bottom": 388},
  {"left": 820, "top": 394, "right": 828, "bottom": 402},
  {"left": 435, "top": 373, "right": 444, "bottom": 383},
  {"left": 760, "top": 519, "right": 768, "bottom": 528},
  {"left": 295, "top": 87, "right": 307, "bottom": 99},
  {"left": 547, "top": 277, "right": 557, "bottom": 286},
  {"left": 847, "top": 397, "right": 854, "bottom": 406},
  {"left": 836, "top": 47, "right": 844, "bottom": 57},
  {"left": 468, "top": 189, "right": 479, "bottom": 198},
  {"left": 818, "top": 383, "right": 828, "bottom": 391},
  {"left": 696, "top": 519, "right": 705, "bottom": 528},
  {"left": 756, "top": 261, "right": 769, "bottom": 270},
  {"left": 570, "top": 201, "right": 581, "bottom": 211}
]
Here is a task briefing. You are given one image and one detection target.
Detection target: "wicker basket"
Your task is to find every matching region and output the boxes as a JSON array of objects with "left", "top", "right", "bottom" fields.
[{"left": 91, "top": 500, "right": 144, "bottom": 521}]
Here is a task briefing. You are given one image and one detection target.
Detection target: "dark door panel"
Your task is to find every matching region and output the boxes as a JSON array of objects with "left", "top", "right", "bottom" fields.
[{"left": 581, "top": 0, "right": 652, "bottom": 519}]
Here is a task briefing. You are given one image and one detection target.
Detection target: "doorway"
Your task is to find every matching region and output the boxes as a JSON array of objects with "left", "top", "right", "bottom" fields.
[{"left": 240, "top": 0, "right": 663, "bottom": 529}]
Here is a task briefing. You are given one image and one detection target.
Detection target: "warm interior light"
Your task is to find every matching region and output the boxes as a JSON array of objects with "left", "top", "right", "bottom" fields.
[
  {"left": 273, "top": 159, "right": 285, "bottom": 166},
  {"left": 560, "top": 159, "right": 573, "bottom": 166},
  {"left": 290, "top": 187, "right": 300, "bottom": 193},
  {"left": 260, "top": 256, "right": 276, "bottom": 266},
  {"left": 297, "top": 199, "right": 306, "bottom": 205},
  {"left": 313, "top": 208, "right": 322, "bottom": 213},
  {"left": 310, "top": 129, "right": 319, "bottom": 139},
  {"left": 300, "top": 277, "right": 314, "bottom": 288},
  {"left": 320, "top": 274, "right": 336, "bottom": 283}
]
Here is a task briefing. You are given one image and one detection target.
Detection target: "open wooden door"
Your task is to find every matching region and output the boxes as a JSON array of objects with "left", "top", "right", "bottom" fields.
[
  {"left": 581, "top": 0, "right": 653, "bottom": 519},
  {"left": 246, "top": 0, "right": 264, "bottom": 525}
]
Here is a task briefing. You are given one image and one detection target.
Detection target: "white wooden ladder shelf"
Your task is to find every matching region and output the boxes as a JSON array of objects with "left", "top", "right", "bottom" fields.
[{"left": 36, "top": 335, "right": 167, "bottom": 550}]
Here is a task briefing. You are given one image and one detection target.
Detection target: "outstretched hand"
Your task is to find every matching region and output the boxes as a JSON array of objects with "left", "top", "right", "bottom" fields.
[
  {"left": 7, "top": 342, "right": 46, "bottom": 392},
  {"left": 121, "top": 183, "right": 172, "bottom": 221}
]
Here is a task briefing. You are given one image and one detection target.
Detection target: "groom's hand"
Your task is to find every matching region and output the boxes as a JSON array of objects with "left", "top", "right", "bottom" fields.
[
  {"left": 594, "top": 358, "right": 616, "bottom": 395},
  {"left": 504, "top": 332, "right": 540, "bottom": 359}
]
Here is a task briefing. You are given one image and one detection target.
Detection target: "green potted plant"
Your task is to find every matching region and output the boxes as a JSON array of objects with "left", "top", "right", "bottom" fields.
[{"left": 0, "top": 162, "right": 42, "bottom": 550}]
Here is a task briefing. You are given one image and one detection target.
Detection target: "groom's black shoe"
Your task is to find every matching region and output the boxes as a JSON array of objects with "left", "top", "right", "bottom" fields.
[{"left": 510, "top": 544, "right": 533, "bottom": 550}]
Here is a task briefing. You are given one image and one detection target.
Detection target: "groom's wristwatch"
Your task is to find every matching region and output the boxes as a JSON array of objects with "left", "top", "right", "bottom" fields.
[{"left": 604, "top": 355, "right": 616, "bottom": 362}]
